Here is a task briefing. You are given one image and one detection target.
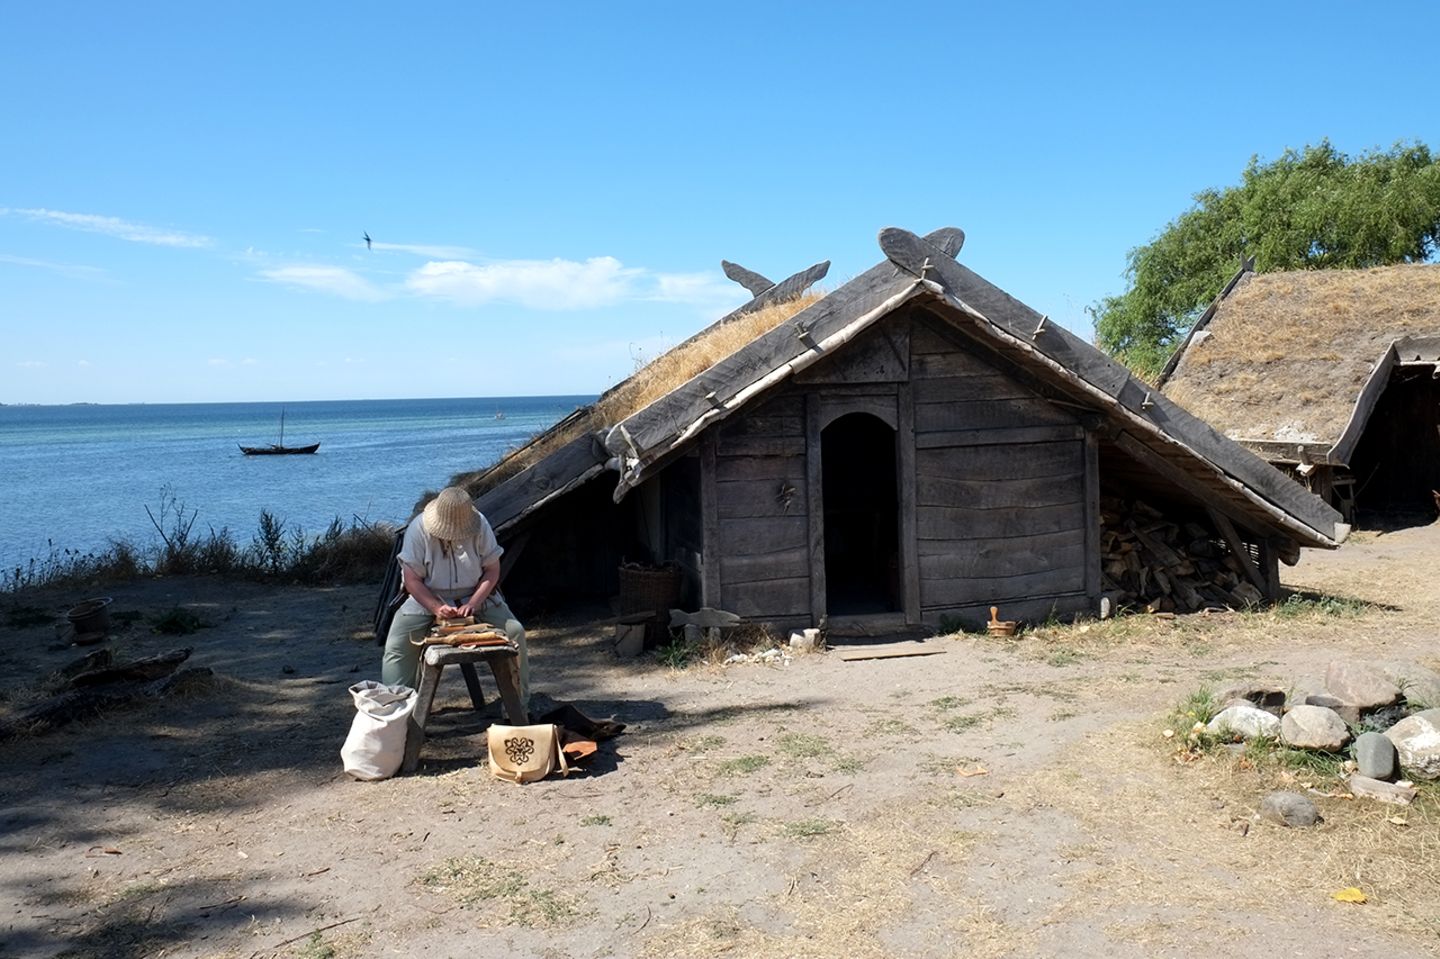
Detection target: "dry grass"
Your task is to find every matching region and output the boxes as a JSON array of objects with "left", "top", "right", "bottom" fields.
[
  {"left": 1012, "top": 720, "right": 1440, "bottom": 944},
  {"left": 431, "top": 292, "right": 824, "bottom": 511},
  {"left": 637, "top": 817, "right": 989, "bottom": 959},
  {"left": 1164, "top": 263, "right": 1440, "bottom": 444}
]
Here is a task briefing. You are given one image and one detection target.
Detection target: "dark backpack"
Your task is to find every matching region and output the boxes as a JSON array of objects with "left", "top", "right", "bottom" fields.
[{"left": 372, "top": 527, "right": 408, "bottom": 646}]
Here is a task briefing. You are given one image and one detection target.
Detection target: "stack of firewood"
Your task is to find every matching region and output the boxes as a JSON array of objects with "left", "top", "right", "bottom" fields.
[{"left": 1100, "top": 497, "right": 1265, "bottom": 613}]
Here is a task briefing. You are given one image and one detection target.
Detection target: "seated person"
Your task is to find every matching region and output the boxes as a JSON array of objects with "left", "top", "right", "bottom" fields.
[{"left": 380, "top": 486, "right": 528, "bottom": 703}]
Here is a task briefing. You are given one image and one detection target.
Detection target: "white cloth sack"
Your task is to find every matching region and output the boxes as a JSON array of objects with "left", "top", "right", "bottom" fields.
[{"left": 341, "top": 681, "right": 417, "bottom": 781}]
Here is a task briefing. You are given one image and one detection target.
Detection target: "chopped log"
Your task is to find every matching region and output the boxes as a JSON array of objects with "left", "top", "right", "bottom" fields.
[
  {"left": 70, "top": 648, "right": 192, "bottom": 688},
  {"left": 2, "top": 667, "right": 213, "bottom": 736},
  {"left": 55, "top": 649, "right": 114, "bottom": 682}
]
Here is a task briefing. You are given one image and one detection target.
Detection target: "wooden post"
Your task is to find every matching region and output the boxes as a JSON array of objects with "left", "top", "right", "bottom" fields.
[
  {"left": 1258, "top": 540, "right": 1282, "bottom": 602},
  {"left": 1206, "top": 507, "right": 1269, "bottom": 596},
  {"left": 897, "top": 381, "right": 921, "bottom": 625},
  {"left": 806, "top": 393, "right": 827, "bottom": 625},
  {"left": 1083, "top": 430, "right": 1101, "bottom": 612},
  {"left": 699, "top": 432, "right": 721, "bottom": 608}
]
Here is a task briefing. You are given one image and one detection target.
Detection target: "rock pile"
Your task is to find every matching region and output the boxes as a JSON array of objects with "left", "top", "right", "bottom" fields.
[
  {"left": 1204, "top": 660, "right": 1440, "bottom": 811},
  {"left": 1100, "top": 497, "right": 1270, "bottom": 613}
]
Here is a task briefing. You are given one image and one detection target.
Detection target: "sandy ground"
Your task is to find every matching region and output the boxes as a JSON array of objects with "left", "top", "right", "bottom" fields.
[{"left": 2, "top": 525, "right": 1439, "bottom": 959}]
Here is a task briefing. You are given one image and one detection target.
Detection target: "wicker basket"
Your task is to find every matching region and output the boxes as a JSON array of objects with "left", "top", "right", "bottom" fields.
[{"left": 618, "top": 564, "right": 682, "bottom": 616}]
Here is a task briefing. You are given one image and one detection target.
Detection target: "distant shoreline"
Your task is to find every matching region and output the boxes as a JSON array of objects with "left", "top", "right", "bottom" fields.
[{"left": 0, "top": 393, "right": 597, "bottom": 410}]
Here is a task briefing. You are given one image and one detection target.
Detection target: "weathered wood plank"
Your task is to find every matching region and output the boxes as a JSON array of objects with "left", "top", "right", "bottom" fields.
[
  {"left": 794, "top": 321, "right": 909, "bottom": 385},
  {"left": 915, "top": 425, "right": 1085, "bottom": 450},
  {"left": 918, "top": 529, "right": 1086, "bottom": 578},
  {"left": 806, "top": 393, "right": 826, "bottom": 626},
  {"left": 477, "top": 433, "right": 608, "bottom": 534},
  {"left": 718, "top": 414, "right": 805, "bottom": 439},
  {"left": 922, "top": 592, "right": 1090, "bottom": 631},
  {"left": 1237, "top": 439, "right": 1336, "bottom": 466},
  {"left": 898, "top": 381, "right": 921, "bottom": 625},
  {"left": 914, "top": 397, "right": 1076, "bottom": 433},
  {"left": 715, "top": 435, "right": 806, "bottom": 457},
  {"left": 714, "top": 453, "right": 807, "bottom": 481},
  {"left": 915, "top": 472, "right": 1083, "bottom": 510},
  {"left": 717, "top": 477, "right": 807, "bottom": 519},
  {"left": 835, "top": 641, "right": 946, "bottom": 662},
  {"left": 817, "top": 393, "right": 898, "bottom": 431},
  {"left": 720, "top": 547, "right": 811, "bottom": 586},
  {"left": 719, "top": 516, "right": 808, "bottom": 555},
  {"left": 722, "top": 576, "right": 811, "bottom": 619},
  {"left": 917, "top": 441, "right": 1082, "bottom": 482},
  {"left": 910, "top": 371, "right": 1040, "bottom": 402},
  {"left": 920, "top": 566, "right": 1086, "bottom": 608},
  {"left": 916, "top": 502, "right": 1084, "bottom": 540}
]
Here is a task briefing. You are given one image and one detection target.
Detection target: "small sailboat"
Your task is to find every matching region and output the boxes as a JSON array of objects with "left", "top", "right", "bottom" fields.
[{"left": 239, "top": 411, "right": 319, "bottom": 455}]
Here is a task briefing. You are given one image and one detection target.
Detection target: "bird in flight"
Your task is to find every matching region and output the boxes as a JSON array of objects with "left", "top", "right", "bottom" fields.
[{"left": 363, "top": 231, "right": 372, "bottom": 251}]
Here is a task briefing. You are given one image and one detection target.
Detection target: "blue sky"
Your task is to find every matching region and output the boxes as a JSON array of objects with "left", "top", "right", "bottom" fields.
[{"left": 3, "top": 2, "right": 1436, "bottom": 405}]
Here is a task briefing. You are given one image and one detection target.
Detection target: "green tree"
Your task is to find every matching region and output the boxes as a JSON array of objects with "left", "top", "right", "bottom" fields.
[{"left": 1092, "top": 141, "right": 1440, "bottom": 378}]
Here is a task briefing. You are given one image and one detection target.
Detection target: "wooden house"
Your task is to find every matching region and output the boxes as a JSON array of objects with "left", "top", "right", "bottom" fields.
[
  {"left": 1159, "top": 263, "right": 1440, "bottom": 523},
  {"left": 462, "top": 227, "right": 1346, "bottom": 632}
]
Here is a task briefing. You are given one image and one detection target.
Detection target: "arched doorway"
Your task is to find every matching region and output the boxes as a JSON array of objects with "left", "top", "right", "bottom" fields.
[{"left": 821, "top": 412, "right": 900, "bottom": 615}]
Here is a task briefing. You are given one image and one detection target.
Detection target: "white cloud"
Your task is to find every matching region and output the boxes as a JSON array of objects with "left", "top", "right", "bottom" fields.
[
  {"left": 76, "top": 359, "right": 91, "bottom": 367},
  {"left": 258, "top": 265, "right": 389, "bottom": 301},
  {"left": 406, "top": 256, "right": 640, "bottom": 309},
  {"left": 5, "top": 207, "right": 212, "bottom": 248},
  {"left": 17, "top": 360, "right": 47, "bottom": 368},
  {"left": 0, "top": 252, "right": 107, "bottom": 279},
  {"left": 369, "top": 240, "right": 479, "bottom": 259},
  {"left": 207, "top": 358, "right": 229, "bottom": 367},
  {"left": 648, "top": 271, "right": 740, "bottom": 305}
]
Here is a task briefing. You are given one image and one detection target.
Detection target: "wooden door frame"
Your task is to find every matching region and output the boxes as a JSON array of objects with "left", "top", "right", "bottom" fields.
[{"left": 806, "top": 388, "right": 919, "bottom": 626}]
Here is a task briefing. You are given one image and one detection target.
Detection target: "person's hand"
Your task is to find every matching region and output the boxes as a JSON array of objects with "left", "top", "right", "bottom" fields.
[
  {"left": 455, "top": 602, "right": 476, "bottom": 618},
  {"left": 436, "top": 603, "right": 462, "bottom": 619}
]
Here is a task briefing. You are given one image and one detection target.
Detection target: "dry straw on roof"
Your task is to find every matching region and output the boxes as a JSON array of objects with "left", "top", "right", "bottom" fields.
[
  {"left": 1163, "top": 263, "right": 1440, "bottom": 446},
  {"left": 419, "top": 292, "right": 825, "bottom": 512}
]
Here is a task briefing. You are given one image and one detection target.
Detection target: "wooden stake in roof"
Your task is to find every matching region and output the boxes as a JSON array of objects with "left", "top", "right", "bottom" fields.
[{"left": 720, "top": 258, "right": 832, "bottom": 304}]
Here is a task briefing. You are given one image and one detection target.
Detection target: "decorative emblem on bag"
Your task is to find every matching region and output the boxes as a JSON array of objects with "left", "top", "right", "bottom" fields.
[{"left": 504, "top": 737, "right": 536, "bottom": 764}]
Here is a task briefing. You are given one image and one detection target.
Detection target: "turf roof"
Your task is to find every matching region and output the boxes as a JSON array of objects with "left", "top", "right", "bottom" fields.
[{"left": 1161, "top": 263, "right": 1440, "bottom": 448}]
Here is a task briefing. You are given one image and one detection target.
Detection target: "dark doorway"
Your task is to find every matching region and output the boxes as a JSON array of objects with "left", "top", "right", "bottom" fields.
[
  {"left": 821, "top": 412, "right": 900, "bottom": 615},
  {"left": 1350, "top": 369, "right": 1440, "bottom": 527}
]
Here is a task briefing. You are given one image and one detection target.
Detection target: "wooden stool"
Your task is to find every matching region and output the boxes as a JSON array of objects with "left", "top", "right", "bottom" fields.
[{"left": 402, "top": 644, "right": 529, "bottom": 773}]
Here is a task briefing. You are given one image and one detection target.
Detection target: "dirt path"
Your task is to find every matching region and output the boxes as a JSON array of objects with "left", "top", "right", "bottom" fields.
[{"left": 3, "top": 525, "right": 1439, "bottom": 958}]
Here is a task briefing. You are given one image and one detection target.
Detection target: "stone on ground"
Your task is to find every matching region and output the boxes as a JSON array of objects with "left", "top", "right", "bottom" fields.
[
  {"left": 1280, "top": 704, "right": 1351, "bottom": 752},
  {"left": 1325, "top": 661, "right": 1402, "bottom": 711},
  {"left": 1383, "top": 708, "right": 1440, "bottom": 781},
  {"left": 1207, "top": 704, "right": 1281, "bottom": 740},
  {"left": 1214, "top": 683, "right": 1287, "bottom": 716},
  {"left": 1353, "top": 731, "right": 1399, "bottom": 781},
  {"left": 1259, "top": 791, "right": 1321, "bottom": 828},
  {"left": 1304, "top": 693, "right": 1360, "bottom": 725}
]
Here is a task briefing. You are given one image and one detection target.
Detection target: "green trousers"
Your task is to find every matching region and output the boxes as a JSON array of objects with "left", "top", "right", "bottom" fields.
[{"left": 380, "top": 594, "right": 529, "bottom": 705}]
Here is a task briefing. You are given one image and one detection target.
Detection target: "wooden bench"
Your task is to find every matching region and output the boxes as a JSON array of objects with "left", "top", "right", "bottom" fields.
[{"left": 401, "top": 643, "right": 529, "bottom": 773}]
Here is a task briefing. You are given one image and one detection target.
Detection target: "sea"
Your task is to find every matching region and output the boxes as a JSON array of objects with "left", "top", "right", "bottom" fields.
[{"left": 0, "top": 396, "right": 594, "bottom": 575}]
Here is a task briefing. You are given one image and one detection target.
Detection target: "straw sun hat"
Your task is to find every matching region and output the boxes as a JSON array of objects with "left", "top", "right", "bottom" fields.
[{"left": 422, "top": 487, "right": 482, "bottom": 541}]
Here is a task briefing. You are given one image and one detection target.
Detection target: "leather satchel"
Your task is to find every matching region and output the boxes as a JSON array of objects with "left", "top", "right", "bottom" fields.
[{"left": 488, "top": 723, "right": 571, "bottom": 784}]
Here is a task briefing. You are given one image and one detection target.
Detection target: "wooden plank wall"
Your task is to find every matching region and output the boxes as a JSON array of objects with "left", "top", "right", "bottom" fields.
[
  {"left": 910, "top": 319, "right": 1089, "bottom": 614},
  {"left": 712, "top": 394, "right": 812, "bottom": 618}
]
